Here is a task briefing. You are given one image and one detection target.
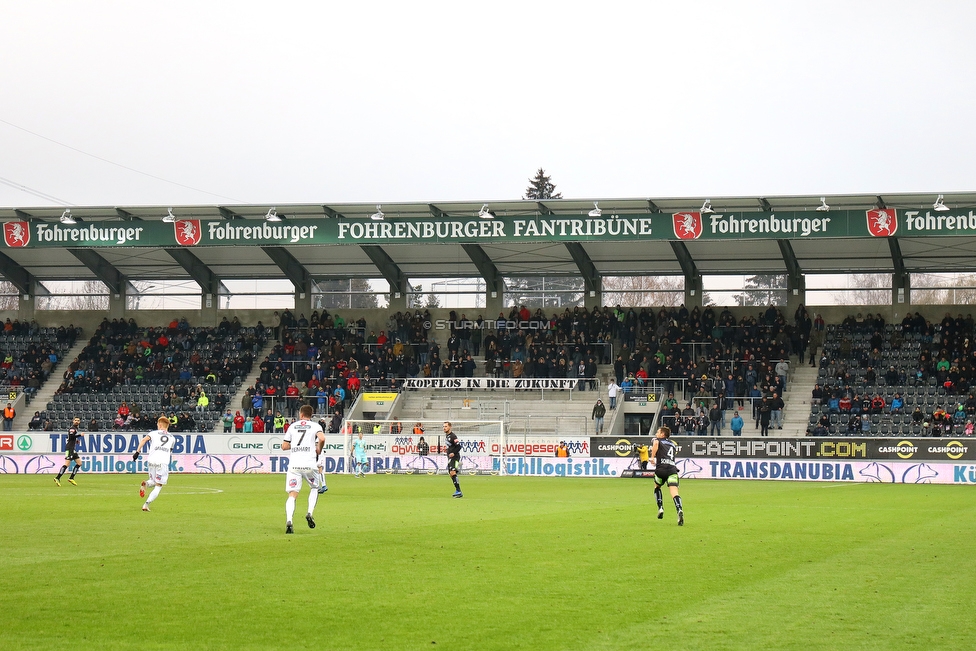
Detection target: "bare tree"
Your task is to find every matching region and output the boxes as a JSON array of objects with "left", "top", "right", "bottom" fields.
[{"left": 602, "top": 276, "right": 684, "bottom": 307}]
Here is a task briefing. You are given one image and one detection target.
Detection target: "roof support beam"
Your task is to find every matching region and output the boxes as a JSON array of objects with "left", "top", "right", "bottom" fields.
[
  {"left": 360, "top": 245, "right": 406, "bottom": 293},
  {"left": 0, "top": 250, "right": 37, "bottom": 295},
  {"left": 461, "top": 244, "right": 501, "bottom": 295},
  {"left": 646, "top": 200, "right": 661, "bottom": 213},
  {"left": 261, "top": 246, "right": 311, "bottom": 293},
  {"left": 759, "top": 197, "right": 773, "bottom": 212},
  {"left": 876, "top": 195, "right": 887, "bottom": 210},
  {"left": 669, "top": 241, "right": 699, "bottom": 279},
  {"left": 219, "top": 207, "right": 242, "bottom": 220},
  {"left": 564, "top": 242, "right": 600, "bottom": 294},
  {"left": 321, "top": 205, "right": 344, "bottom": 220},
  {"left": 777, "top": 240, "right": 802, "bottom": 280},
  {"left": 889, "top": 237, "right": 909, "bottom": 304},
  {"left": 165, "top": 248, "right": 219, "bottom": 295},
  {"left": 670, "top": 241, "right": 702, "bottom": 306},
  {"left": 428, "top": 203, "right": 448, "bottom": 220},
  {"left": 68, "top": 249, "right": 124, "bottom": 295},
  {"left": 536, "top": 202, "right": 554, "bottom": 216},
  {"left": 888, "top": 237, "right": 906, "bottom": 277}
]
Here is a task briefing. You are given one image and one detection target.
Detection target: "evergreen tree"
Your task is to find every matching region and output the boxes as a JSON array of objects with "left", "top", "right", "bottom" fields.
[{"left": 524, "top": 168, "right": 562, "bottom": 200}]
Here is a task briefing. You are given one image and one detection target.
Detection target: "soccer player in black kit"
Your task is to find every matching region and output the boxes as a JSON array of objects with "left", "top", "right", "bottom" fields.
[
  {"left": 55, "top": 417, "right": 83, "bottom": 486},
  {"left": 651, "top": 425, "right": 684, "bottom": 526},
  {"left": 444, "top": 422, "right": 462, "bottom": 498}
]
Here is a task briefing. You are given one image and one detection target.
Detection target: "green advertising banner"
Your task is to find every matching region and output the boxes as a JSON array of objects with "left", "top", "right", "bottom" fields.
[{"left": 4, "top": 207, "right": 975, "bottom": 249}]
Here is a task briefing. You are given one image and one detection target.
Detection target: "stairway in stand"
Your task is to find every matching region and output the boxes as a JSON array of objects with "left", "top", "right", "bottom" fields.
[{"left": 779, "top": 360, "right": 820, "bottom": 438}]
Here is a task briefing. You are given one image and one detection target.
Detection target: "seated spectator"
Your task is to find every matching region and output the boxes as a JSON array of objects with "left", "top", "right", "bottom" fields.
[
  {"left": 870, "top": 394, "right": 886, "bottom": 414},
  {"left": 117, "top": 401, "right": 130, "bottom": 419},
  {"left": 911, "top": 406, "right": 925, "bottom": 424},
  {"left": 811, "top": 384, "right": 823, "bottom": 405},
  {"left": 827, "top": 396, "right": 840, "bottom": 414},
  {"left": 28, "top": 411, "right": 42, "bottom": 430},
  {"left": 838, "top": 394, "right": 852, "bottom": 412},
  {"left": 890, "top": 393, "right": 904, "bottom": 413}
]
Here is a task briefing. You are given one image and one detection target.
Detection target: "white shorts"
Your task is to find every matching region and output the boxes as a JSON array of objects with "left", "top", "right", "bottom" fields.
[
  {"left": 148, "top": 463, "right": 169, "bottom": 486},
  {"left": 285, "top": 468, "right": 319, "bottom": 493}
]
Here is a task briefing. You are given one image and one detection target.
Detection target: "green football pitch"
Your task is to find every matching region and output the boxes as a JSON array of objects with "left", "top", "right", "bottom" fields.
[{"left": 1, "top": 474, "right": 974, "bottom": 650}]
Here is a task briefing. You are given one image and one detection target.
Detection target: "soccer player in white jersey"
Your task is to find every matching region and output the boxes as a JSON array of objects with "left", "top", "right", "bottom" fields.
[
  {"left": 133, "top": 416, "right": 177, "bottom": 512},
  {"left": 282, "top": 405, "right": 325, "bottom": 534}
]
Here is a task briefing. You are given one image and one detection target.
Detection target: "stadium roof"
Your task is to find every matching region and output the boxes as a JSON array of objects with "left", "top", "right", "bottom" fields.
[{"left": 1, "top": 192, "right": 975, "bottom": 292}]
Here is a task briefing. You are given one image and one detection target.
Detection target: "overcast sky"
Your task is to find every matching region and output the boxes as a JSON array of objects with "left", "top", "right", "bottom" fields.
[{"left": 1, "top": 1, "right": 974, "bottom": 209}]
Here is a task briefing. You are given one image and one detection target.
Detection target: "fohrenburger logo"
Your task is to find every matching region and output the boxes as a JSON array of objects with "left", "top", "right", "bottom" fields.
[
  {"left": 3, "top": 221, "right": 30, "bottom": 247},
  {"left": 174, "top": 219, "right": 202, "bottom": 246},
  {"left": 866, "top": 208, "right": 897, "bottom": 237},
  {"left": 672, "top": 212, "right": 703, "bottom": 240}
]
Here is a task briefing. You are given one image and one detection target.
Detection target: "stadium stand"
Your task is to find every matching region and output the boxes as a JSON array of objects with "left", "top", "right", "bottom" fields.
[
  {"left": 0, "top": 322, "right": 78, "bottom": 401},
  {"left": 46, "top": 318, "right": 267, "bottom": 432},
  {"left": 809, "top": 312, "right": 976, "bottom": 437}
]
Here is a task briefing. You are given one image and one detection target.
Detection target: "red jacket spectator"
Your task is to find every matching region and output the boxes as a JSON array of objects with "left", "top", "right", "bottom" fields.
[
  {"left": 233, "top": 411, "right": 245, "bottom": 432},
  {"left": 253, "top": 416, "right": 265, "bottom": 433},
  {"left": 839, "top": 396, "right": 852, "bottom": 412}
]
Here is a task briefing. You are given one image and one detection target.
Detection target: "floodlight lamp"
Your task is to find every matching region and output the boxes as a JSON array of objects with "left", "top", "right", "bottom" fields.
[
  {"left": 479, "top": 204, "right": 496, "bottom": 219},
  {"left": 816, "top": 197, "right": 830, "bottom": 212},
  {"left": 370, "top": 205, "right": 385, "bottom": 221},
  {"left": 162, "top": 208, "right": 176, "bottom": 223},
  {"left": 588, "top": 202, "right": 602, "bottom": 218},
  {"left": 933, "top": 194, "right": 949, "bottom": 211},
  {"left": 60, "top": 209, "right": 76, "bottom": 225},
  {"left": 700, "top": 199, "right": 714, "bottom": 214},
  {"left": 265, "top": 207, "right": 282, "bottom": 222}
]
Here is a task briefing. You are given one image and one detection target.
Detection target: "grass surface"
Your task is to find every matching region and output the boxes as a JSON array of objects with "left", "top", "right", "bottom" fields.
[{"left": 1, "top": 474, "right": 974, "bottom": 650}]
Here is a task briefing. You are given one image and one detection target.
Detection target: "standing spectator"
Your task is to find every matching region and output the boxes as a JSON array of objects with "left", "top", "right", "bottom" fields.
[
  {"left": 730, "top": 410, "right": 744, "bottom": 436},
  {"left": 708, "top": 402, "right": 723, "bottom": 436},
  {"left": 758, "top": 398, "right": 772, "bottom": 436},
  {"left": 222, "top": 410, "right": 233, "bottom": 433},
  {"left": 3, "top": 402, "right": 15, "bottom": 431},
  {"left": 608, "top": 379, "right": 619, "bottom": 410},
  {"left": 770, "top": 392, "right": 785, "bottom": 430},
  {"left": 775, "top": 359, "right": 789, "bottom": 391},
  {"left": 592, "top": 399, "right": 606, "bottom": 436},
  {"left": 233, "top": 410, "right": 245, "bottom": 433}
]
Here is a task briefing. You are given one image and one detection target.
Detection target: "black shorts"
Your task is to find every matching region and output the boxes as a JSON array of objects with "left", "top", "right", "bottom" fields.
[
  {"left": 64, "top": 450, "right": 80, "bottom": 462},
  {"left": 654, "top": 464, "right": 679, "bottom": 487},
  {"left": 447, "top": 458, "right": 460, "bottom": 472}
]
